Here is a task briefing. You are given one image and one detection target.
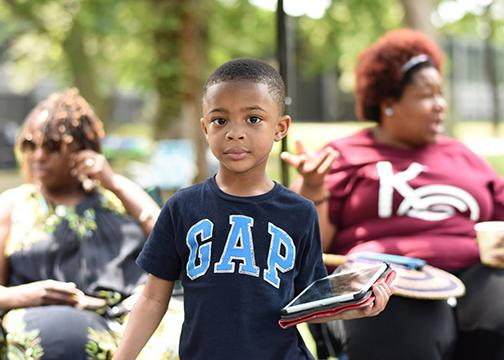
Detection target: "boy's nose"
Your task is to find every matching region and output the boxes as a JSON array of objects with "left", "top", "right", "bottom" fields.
[{"left": 226, "top": 126, "right": 245, "bottom": 140}]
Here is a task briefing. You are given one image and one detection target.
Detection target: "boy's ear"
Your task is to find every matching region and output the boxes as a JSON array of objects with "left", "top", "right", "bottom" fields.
[
  {"left": 274, "top": 115, "right": 291, "bottom": 142},
  {"left": 200, "top": 118, "right": 208, "bottom": 140}
]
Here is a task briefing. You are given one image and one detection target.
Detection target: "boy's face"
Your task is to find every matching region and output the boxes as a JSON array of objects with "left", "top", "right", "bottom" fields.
[{"left": 201, "top": 80, "right": 290, "bottom": 177}]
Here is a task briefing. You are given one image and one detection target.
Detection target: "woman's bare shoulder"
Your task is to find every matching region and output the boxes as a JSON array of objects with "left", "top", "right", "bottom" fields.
[{"left": 0, "top": 185, "right": 33, "bottom": 216}]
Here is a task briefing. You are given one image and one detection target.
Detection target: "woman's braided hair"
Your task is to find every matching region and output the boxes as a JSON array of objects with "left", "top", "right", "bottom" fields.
[{"left": 16, "top": 88, "right": 105, "bottom": 181}]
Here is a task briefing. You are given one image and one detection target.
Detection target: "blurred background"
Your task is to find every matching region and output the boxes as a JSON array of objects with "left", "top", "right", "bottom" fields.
[{"left": 1, "top": 0, "right": 504, "bottom": 197}]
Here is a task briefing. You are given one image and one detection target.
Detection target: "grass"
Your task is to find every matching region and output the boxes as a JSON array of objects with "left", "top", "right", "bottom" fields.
[
  {"left": 486, "top": 155, "right": 504, "bottom": 175},
  {"left": 0, "top": 168, "right": 21, "bottom": 193},
  {"left": 107, "top": 122, "right": 155, "bottom": 138}
]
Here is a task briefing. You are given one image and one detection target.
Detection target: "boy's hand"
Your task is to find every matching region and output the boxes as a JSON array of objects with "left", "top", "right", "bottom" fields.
[
  {"left": 280, "top": 140, "right": 338, "bottom": 190},
  {"left": 310, "top": 272, "right": 396, "bottom": 323},
  {"left": 347, "top": 277, "right": 396, "bottom": 319}
]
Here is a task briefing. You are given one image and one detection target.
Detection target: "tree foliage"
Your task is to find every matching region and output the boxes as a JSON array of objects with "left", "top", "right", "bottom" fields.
[
  {"left": 296, "top": 0, "right": 402, "bottom": 90},
  {"left": 0, "top": 0, "right": 434, "bottom": 132}
]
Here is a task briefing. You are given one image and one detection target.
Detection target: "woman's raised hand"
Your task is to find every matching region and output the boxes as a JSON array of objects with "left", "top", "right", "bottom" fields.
[
  {"left": 70, "top": 150, "right": 115, "bottom": 192},
  {"left": 280, "top": 139, "right": 339, "bottom": 190}
]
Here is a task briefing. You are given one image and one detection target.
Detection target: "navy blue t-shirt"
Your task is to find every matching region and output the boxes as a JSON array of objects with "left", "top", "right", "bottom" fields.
[{"left": 137, "top": 177, "right": 328, "bottom": 360}]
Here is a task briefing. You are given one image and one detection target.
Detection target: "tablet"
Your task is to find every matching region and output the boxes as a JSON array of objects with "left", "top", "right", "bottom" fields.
[
  {"left": 280, "top": 291, "right": 374, "bottom": 321},
  {"left": 281, "top": 263, "right": 388, "bottom": 315},
  {"left": 350, "top": 252, "right": 425, "bottom": 270}
]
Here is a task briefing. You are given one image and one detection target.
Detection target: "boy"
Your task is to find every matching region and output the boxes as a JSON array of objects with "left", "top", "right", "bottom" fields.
[{"left": 113, "top": 58, "right": 392, "bottom": 360}]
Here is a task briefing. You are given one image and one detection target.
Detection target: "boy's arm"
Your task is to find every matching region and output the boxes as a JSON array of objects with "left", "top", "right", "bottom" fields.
[{"left": 113, "top": 274, "right": 174, "bottom": 360}]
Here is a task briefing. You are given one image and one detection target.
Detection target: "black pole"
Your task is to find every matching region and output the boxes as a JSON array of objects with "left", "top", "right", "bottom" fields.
[{"left": 276, "top": 0, "right": 290, "bottom": 186}]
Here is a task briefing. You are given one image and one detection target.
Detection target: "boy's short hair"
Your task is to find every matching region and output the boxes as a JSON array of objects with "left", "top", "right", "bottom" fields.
[{"left": 204, "top": 58, "right": 286, "bottom": 114}]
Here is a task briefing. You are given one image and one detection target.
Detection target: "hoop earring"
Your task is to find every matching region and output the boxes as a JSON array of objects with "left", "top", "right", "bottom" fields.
[{"left": 384, "top": 107, "right": 394, "bottom": 117}]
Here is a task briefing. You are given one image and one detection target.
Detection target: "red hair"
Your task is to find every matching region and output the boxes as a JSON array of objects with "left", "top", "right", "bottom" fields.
[{"left": 355, "top": 28, "right": 444, "bottom": 122}]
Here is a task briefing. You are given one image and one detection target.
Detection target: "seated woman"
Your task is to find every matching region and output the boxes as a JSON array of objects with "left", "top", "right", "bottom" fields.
[
  {"left": 282, "top": 29, "right": 504, "bottom": 360},
  {"left": 0, "top": 89, "right": 165, "bottom": 360}
]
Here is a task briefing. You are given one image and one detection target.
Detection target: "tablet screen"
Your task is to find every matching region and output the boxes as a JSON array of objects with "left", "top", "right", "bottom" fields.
[{"left": 284, "top": 263, "right": 387, "bottom": 314}]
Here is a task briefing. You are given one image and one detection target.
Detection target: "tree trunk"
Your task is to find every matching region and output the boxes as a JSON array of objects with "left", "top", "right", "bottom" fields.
[
  {"left": 3, "top": 0, "right": 110, "bottom": 126},
  {"left": 62, "top": 19, "right": 110, "bottom": 126},
  {"left": 400, "top": 0, "right": 435, "bottom": 39},
  {"left": 483, "top": 2, "right": 500, "bottom": 136},
  {"left": 180, "top": 1, "right": 208, "bottom": 182},
  {"left": 150, "top": 0, "right": 184, "bottom": 139}
]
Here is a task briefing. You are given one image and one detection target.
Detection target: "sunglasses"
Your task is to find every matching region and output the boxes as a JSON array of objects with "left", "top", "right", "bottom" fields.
[{"left": 20, "top": 138, "right": 64, "bottom": 154}]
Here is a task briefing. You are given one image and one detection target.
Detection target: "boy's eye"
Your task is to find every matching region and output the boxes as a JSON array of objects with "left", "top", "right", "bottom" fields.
[
  {"left": 247, "top": 116, "right": 262, "bottom": 125},
  {"left": 211, "top": 118, "right": 227, "bottom": 126}
]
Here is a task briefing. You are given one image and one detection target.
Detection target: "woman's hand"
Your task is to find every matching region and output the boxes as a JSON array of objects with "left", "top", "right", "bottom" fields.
[
  {"left": 76, "top": 294, "right": 107, "bottom": 310},
  {"left": 281, "top": 140, "right": 339, "bottom": 248},
  {"left": 71, "top": 150, "right": 115, "bottom": 191},
  {"left": 487, "top": 235, "right": 504, "bottom": 267},
  {"left": 11, "top": 280, "right": 81, "bottom": 308},
  {"left": 280, "top": 140, "right": 338, "bottom": 197}
]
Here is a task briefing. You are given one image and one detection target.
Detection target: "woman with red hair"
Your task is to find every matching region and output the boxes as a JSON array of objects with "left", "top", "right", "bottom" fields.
[{"left": 283, "top": 29, "right": 504, "bottom": 360}]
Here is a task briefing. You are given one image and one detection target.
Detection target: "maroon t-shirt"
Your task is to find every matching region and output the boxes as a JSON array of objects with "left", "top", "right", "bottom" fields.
[{"left": 324, "top": 128, "right": 504, "bottom": 271}]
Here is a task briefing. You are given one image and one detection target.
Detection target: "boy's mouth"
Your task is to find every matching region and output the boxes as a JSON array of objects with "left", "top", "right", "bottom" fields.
[{"left": 224, "top": 147, "right": 250, "bottom": 160}]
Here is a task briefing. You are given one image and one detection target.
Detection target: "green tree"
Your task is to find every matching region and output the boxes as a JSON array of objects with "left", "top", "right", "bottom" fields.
[
  {"left": 437, "top": 0, "right": 504, "bottom": 134},
  {"left": 2, "top": 0, "right": 115, "bottom": 121},
  {"left": 0, "top": 0, "right": 420, "bottom": 182},
  {"left": 400, "top": 0, "right": 436, "bottom": 37},
  {"left": 295, "top": 0, "right": 402, "bottom": 100}
]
